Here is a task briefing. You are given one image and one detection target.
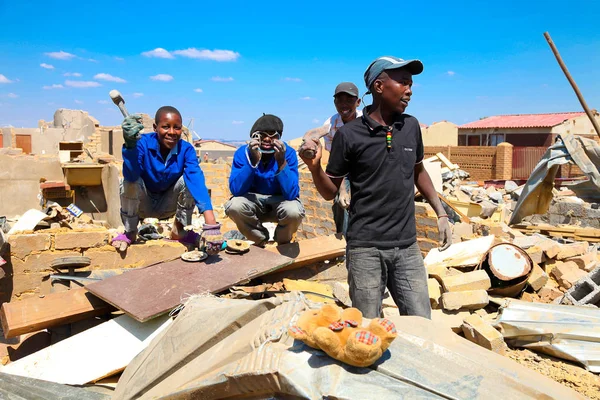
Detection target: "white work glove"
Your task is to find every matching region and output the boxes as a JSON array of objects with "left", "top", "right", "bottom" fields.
[{"left": 338, "top": 181, "right": 351, "bottom": 209}]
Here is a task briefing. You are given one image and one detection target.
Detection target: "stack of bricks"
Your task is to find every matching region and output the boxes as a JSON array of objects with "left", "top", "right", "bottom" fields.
[{"left": 2, "top": 229, "right": 186, "bottom": 302}]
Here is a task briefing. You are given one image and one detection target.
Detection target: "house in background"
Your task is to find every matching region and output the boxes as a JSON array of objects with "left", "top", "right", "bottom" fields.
[
  {"left": 421, "top": 120, "right": 458, "bottom": 146},
  {"left": 458, "top": 111, "right": 599, "bottom": 146},
  {"left": 193, "top": 140, "right": 238, "bottom": 162}
]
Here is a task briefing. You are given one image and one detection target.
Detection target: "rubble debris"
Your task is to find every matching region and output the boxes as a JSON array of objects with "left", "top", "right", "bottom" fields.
[
  {"left": 0, "top": 372, "right": 110, "bottom": 400},
  {"left": 440, "top": 270, "right": 491, "bottom": 292},
  {"left": 551, "top": 261, "right": 588, "bottom": 289},
  {"left": 7, "top": 209, "right": 48, "bottom": 235},
  {"left": 424, "top": 235, "right": 495, "bottom": 270},
  {"left": 479, "top": 243, "right": 533, "bottom": 297},
  {"left": 282, "top": 278, "right": 334, "bottom": 303},
  {"left": 527, "top": 263, "right": 549, "bottom": 292},
  {"left": 427, "top": 278, "right": 442, "bottom": 309},
  {"left": 461, "top": 314, "right": 508, "bottom": 354}
]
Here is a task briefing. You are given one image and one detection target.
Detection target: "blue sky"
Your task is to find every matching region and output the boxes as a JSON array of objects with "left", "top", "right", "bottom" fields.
[{"left": 0, "top": 0, "right": 599, "bottom": 140}]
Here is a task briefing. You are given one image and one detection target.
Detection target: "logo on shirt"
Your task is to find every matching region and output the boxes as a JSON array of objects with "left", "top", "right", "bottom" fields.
[{"left": 404, "top": 147, "right": 414, "bottom": 152}]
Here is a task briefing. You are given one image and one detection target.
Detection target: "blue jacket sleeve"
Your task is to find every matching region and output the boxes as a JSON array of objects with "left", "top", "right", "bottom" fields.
[
  {"left": 229, "top": 146, "right": 255, "bottom": 196},
  {"left": 275, "top": 145, "right": 300, "bottom": 200},
  {"left": 122, "top": 140, "right": 144, "bottom": 182},
  {"left": 182, "top": 145, "right": 213, "bottom": 212}
]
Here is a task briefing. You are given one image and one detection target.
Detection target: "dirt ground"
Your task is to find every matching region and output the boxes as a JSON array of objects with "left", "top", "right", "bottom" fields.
[{"left": 506, "top": 348, "right": 600, "bottom": 399}]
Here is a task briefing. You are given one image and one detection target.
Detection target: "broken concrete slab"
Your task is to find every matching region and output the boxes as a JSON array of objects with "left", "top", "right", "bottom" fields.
[{"left": 563, "top": 266, "right": 600, "bottom": 307}]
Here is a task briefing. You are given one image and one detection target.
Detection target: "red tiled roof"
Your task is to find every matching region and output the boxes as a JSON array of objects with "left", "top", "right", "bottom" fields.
[{"left": 459, "top": 112, "right": 585, "bottom": 129}]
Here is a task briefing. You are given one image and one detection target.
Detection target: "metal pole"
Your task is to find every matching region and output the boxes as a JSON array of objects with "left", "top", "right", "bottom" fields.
[{"left": 544, "top": 31, "right": 600, "bottom": 138}]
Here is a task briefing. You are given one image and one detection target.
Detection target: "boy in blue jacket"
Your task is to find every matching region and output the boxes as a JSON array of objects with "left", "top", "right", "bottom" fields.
[
  {"left": 226, "top": 114, "right": 304, "bottom": 246},
  {"left": 111, "top": 106, "right": 222, "bottom": 254}
]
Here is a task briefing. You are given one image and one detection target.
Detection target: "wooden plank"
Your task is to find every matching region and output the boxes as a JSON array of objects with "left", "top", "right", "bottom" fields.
[
  {"left": 266, "top": 234, "right": 346, "bottom": 270},
  {"left": 1, "top": 288, "right": 114, "bottom": 339},
  {"left": 437, "top": 193, "right": 471, "bottom": 223},
  {"left": 86, "top": 246, "right": 293, "bottom": 322},
  {"left": 435, "top": 152, "right": 459, "bottom": 170},
  {"left": 0, "top": 314, "right": 171, "bottom": 385}
]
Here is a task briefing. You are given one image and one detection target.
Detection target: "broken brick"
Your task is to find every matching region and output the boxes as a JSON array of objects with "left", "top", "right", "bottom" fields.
[
  {"left": 441, "top": 289, "right": 489, "bottom": 311},
  {"left": 550, "top": 261, "right": 588, "bottom": 290},
  {"left": 8, "top": 234, "right": 52, "bottom": 259},
  {"left": 428, "top": 278, "right": 442, "bottom": 309},
  {"left": 461, "top": 314, "right": 508, "bottom": 354},
  {"left": 440, "top": 270, "right": 491, "bottom": 293},
  {"left": 54, "top": 231, "right": 109, "bottom": 250},
  {"left": 525, "top": 246, "right": 545, "bottom": 265},
  {"left": 564, "top": 252, "right": 598, "bottom": 272},
  {"left": 527, "top": 263, "right": 548, "bottom": 292},
  {"left": 556, "top": 242, "right": 588, "bottom": 260}
]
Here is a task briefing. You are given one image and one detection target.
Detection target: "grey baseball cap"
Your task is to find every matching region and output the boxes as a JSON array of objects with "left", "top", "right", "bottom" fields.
[
  {"left": 334, "top": 82, "right": 359, "bottom": 97},
  {"left": 364, "top": 56, "right": 424, "bottom": 90}
]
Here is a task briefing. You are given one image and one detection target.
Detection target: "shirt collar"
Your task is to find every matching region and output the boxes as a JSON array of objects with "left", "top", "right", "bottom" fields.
[
  {"left": 361, "top": 106, "right": 405, "bottom": 134},
  {"left": 148, "top": 132, "right": 180, "bottom": 159}
]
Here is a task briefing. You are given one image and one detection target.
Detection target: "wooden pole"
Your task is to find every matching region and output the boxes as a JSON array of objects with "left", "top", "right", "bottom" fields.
[{"left": 544, "top": 31, "right": 600, "bottom": 138}]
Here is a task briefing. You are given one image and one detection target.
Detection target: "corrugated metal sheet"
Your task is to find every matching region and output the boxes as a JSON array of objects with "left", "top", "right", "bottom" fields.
[
  {"left": 494, "top": 299, "right": 600, "bottom": 373},
  {"left": 460, "top": 112, "right": 585, "bottom": 129},
  {"left": 512, "top": 147, "right": 547, "bottom": 179}
]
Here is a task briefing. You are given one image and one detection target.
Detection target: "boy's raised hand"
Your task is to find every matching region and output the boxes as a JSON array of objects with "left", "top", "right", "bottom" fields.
[
  {"left": 273, "top": 139, "right": 286, "bottom": 167},
  {"left": 248, "top": 137, "right": 261, "bottom": 165},
  {"left": 122, "top": 114, "right": 144, "bottom": 149}
]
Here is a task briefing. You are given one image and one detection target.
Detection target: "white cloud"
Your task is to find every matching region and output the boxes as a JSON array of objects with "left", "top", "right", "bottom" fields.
[
  {"left": 94, "top": 73, "right": 127, "bottom": 83},
  {"left": 211, "top": 76, "right": 234, "bottom": 82},
  {"left": 132, "top": 92, "right": 144, "bottom": 98},
  {"left": 114, "top": 56, "right": 125, "bottom": 61},
  {"left": 142, "top": 48, "right": 174, "bottom": 59},
  {"left": 447, "top": 71, "right": 456, "bottom": 76},
  {"left": 65, "top": 80, "right": 101, "bottom": 88},
  {"left": 284, "top": 77, "right": 302, "bottom": 82},
  {"left": 172, "top": 48, "right": 240, "bottom": 62},
  {"left": 7, "top": 93, "right": 18, "bottom": 98},
  {"left": 150, "top": 74, "right": 174, "bottom": 82},
  {"left": 232, "top": 120, "right": 244, "bottom": 125},
  {"left": 0, "top": 74, "right": 13, "bottom": 84},
  {"left": 45, "top": 51, "right": 76, "bottom": 60},
  {"left": 40, "top": 63, "right": 54, "bottom": 70},
  {"left": 64, "top": 72, "right": 82, "bottom": 77},
  {"left": 88, "top": 58, "right": 98, "bottom": 63},
  {"left": 43, "top": 84, "right": 64, "bottom": 89},
  {"left": 194, "top": 88, "right": 203, "bottom": 93},
  {"left": 300, "top": 96, "right": 313, "bottom": 100},
  {"left": 312, "top": 118, "right": 320, "bottom": 124},
  {"left": 98, "top": 100, "right": 109, "bottom": 104},
  {"left": 74, "top": 99, "right": 83, "bottom": 105}
]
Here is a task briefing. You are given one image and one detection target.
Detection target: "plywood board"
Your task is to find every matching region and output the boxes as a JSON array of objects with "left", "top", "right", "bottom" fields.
[
  {"left": 0, "top": 314, "right": 171, "bottom": 385},
  {"left": 86, "top": 246, "right": 293, "bottom": 322},
  {"left": 267, "top": 233, "right": 346, "bottom": 270},
  {"left": 1, "top": 288, "right": 114, "bottom": 338}
]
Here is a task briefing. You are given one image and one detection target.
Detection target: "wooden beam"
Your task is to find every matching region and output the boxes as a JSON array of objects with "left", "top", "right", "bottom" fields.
[
  {"left": 437, "top": 193, "right": 471, "bottom": 223},
  {"left": 266, "top": 234, "right": 346, "bottom": 270},
  {"left": 1, "top": 288, "right": 114, "bottom": 339}
]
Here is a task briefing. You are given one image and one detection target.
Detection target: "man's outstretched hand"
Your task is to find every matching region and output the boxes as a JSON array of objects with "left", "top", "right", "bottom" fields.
[{"left": 437, "top": 216, "right": 452, "bottom": 251}]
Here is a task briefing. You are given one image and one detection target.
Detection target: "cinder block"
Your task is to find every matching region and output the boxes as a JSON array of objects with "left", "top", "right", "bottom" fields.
[
  {"left": 440, "top": 270, "right": 491, "bottom": 292},
  {"left": 8, "top": 233, "right": 52, "bottom": 259},
  {"left": 556, "top": 242, "right": 588, "bottom": 260},
  {"left": 527, "top": 263, "right": 548, "bottom": 292},
  {"left": 564, "top": 266, "right": 600, "bottom": 306},
  {"left": 461, "top": 314, "right": 508, "bottom": 354},
  {"left": 54, "top": 231, "right": 109, "bottom": 250},
  {"left": 551, "top": 261, "right": 588, "bottom": 290},
  {"left": 441, "top": 289, "right": 489, "bottom": 311},
  {"left": 428, "top": 278, "right": 442, "bottom": 309}
]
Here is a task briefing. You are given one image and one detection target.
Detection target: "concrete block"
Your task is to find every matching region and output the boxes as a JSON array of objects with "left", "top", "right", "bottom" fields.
[
  {"left": 564, "top": 252, "right": 598, "bottom": 272},
  {"left": 84, "top": 240, "right": 186, "bottom": 270},
  {"left": 430, "top": 309, "right": 471, "bottom": 333},
  {"left": 8, "top": 233, "right": 51, "bottom": 259},
  {"left": 10, "top": 250, "right": 81, "bottom": 274},
  {"left": 527, "top": 263, "right": 548, "bottom": 292},
  {"left": 564, "top": 267, "right": 600, "bottom": 307},
  {"left": 551, "top": 261, "right": 588, "bottom": 290},
  {"left": 461, "top": 314, "right": 508, "bottom": 354},
  {"left": 525, "top": 246, "right": 545, "bottom": 265},
  {"left": 556, "top": 242, "right": 588, "bottom": 260},
  {"left": 441, "top": 289, "right": 489, "bottom": 311},
  {"left": 428, "top": 278, "right": 442, "bottom": 309},
  {"left": 440, "top": 270, "right": 491, "bottom": 292},
  {"left": 54, "top": 231, "right": 109, "bottom": 250}
]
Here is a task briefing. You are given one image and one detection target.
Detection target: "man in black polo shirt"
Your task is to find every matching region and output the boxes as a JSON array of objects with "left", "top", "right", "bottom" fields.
[{"left": 300, "top": 56, "right": 451, "bottom": 319}]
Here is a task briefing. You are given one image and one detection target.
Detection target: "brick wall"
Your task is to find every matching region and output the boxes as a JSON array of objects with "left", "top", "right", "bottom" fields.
[
  {"left": 296, "top": 170, "right": 336, "bottom": 240},
  {"left": 415, "top": 202, "right": 440, "bottom": 256},
  {"left": 1, "top": 229, "right": 186, "bottom": 303},
  {"left": 424, "top": 144, "right": 513, "bottom": 181}
]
